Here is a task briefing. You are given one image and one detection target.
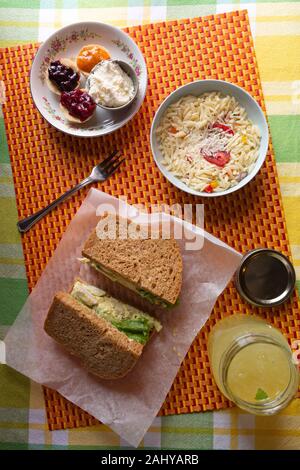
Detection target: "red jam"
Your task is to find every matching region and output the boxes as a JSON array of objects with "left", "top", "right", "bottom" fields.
[
  {"left": 60, "top": 89, "right": 96, "bottom": 122},
  {"left": 48, "top": 60, "right": 80, "bottom": 92}
]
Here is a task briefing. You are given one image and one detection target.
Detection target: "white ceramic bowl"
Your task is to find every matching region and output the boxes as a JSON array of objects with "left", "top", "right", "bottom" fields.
[
  {"left": 30, "top": 22, "right": 147, "bottom": 138},
  {"left": 150, "top": 80, "right": 269, "bottom": 197}
]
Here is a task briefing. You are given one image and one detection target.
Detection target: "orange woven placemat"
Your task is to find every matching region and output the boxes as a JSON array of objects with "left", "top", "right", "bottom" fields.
[{"left": 1, "top": 10, "right": 300, "bottom": 431}]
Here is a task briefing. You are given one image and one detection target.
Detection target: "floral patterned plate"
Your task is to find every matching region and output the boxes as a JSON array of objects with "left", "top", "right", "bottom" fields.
[{"left": 30, "top": 22, "right": 147, "bottom": 137}]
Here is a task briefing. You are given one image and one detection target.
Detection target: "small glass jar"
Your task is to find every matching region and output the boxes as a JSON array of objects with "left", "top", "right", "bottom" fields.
[{"left": 208, "top": 315, "right": 299, "bottom": 415}]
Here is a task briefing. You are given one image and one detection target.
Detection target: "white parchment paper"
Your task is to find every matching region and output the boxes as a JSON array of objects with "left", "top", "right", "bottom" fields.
[{"left": 4, "top": 188, "right": 241, "bottom": 447}]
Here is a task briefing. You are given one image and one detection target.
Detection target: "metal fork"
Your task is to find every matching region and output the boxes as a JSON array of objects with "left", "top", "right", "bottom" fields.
[{"left": 17, "top": 150, "right": 124, "bottom": 233}]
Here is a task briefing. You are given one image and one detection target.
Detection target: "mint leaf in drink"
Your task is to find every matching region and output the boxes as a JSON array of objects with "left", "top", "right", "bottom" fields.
[{"left": 255, "top": 388, "right": 269, "bottom": 400}]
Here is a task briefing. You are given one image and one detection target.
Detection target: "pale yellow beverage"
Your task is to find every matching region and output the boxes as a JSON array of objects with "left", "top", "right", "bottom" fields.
[{"left": 208, "top": 315, "right": 299, "bottom": 414}]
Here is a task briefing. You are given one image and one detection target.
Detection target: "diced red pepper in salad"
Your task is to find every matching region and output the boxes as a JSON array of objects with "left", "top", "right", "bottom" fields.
[
  {"left": 212, "top": 122, "right": 234, "bottom": 135},
  {"left": 169, "top": 126, "right": 178, "bottom": 134},
  {"left": 203, "top": 184, "right": 214, "bottom": 193},
  {"left": 203, "top": 151, "right": 231, "bottom": 168}
]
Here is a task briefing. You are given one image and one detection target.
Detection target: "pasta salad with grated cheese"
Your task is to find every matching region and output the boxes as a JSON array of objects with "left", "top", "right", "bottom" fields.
[{"left": 156, "top": 92, "right": 261, "bottom": 193}]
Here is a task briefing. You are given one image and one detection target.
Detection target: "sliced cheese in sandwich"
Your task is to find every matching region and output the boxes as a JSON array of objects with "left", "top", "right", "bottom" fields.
[{"left": 81, "top": 213, "right": 183, "bottom": 308}]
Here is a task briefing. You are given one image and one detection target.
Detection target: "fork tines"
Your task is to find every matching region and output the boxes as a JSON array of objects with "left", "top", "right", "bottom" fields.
[
  {"left": 105, "top": 157, "right": 125, "bottom": 177},
  {"left": 99, "top": 150, "right": 119, "bottom": 169},
  {"left": 99, "top": 150, "right": 125, "bottom": 177}
]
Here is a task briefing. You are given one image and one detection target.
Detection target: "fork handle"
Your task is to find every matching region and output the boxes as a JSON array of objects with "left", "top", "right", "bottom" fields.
[{"left": 17, "top": 176, "right": 93, "bottom": 233}]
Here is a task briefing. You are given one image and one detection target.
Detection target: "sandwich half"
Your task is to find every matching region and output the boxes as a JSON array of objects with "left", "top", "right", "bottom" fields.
[
  {"left": 81, "top": 213, "right": 183, "bottom": 308},
  {"left": 44, "top": 279, "right": 162, "bottom": 379}
]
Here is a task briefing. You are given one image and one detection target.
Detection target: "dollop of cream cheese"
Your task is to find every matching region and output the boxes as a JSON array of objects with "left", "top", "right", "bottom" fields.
[{"left": 88, "top": 61, "right": 135, "bottom": 108}]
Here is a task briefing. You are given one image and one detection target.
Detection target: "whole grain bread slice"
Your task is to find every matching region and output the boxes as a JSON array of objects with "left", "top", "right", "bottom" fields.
[
  {"left": 82, "top": 213, "right": 183, "bottom": 305},
  {"left": 44, "top": 292, "right": 143, "bottom": 379}
]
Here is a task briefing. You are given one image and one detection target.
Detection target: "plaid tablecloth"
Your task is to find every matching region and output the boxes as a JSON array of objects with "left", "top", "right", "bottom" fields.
[{"left": 0, "top": 0, "right": 300, "bottom": 450}]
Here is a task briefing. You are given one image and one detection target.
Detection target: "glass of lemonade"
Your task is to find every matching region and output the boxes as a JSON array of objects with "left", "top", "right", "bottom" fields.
[{"left": 208, "top": 314, "right": 299, "bottom": 415}]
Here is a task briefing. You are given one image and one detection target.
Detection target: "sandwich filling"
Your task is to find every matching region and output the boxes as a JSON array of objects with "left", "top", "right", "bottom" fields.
[
  {"left": 71, "top": 281, "right": 162, "bottom": 345},
  {"left": 80, "top": 258, "right": 176, "bottom": 308}
]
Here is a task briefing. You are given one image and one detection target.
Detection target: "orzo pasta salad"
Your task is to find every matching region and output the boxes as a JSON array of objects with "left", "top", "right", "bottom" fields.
[{"left": 156, "top": 92, "right": 261, "bottom": 193}]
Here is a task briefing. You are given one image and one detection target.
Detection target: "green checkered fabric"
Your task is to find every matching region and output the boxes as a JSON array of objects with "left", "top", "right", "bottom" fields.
[{"left": 1, "top": 0, "right": 300, "bottom": 450}]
